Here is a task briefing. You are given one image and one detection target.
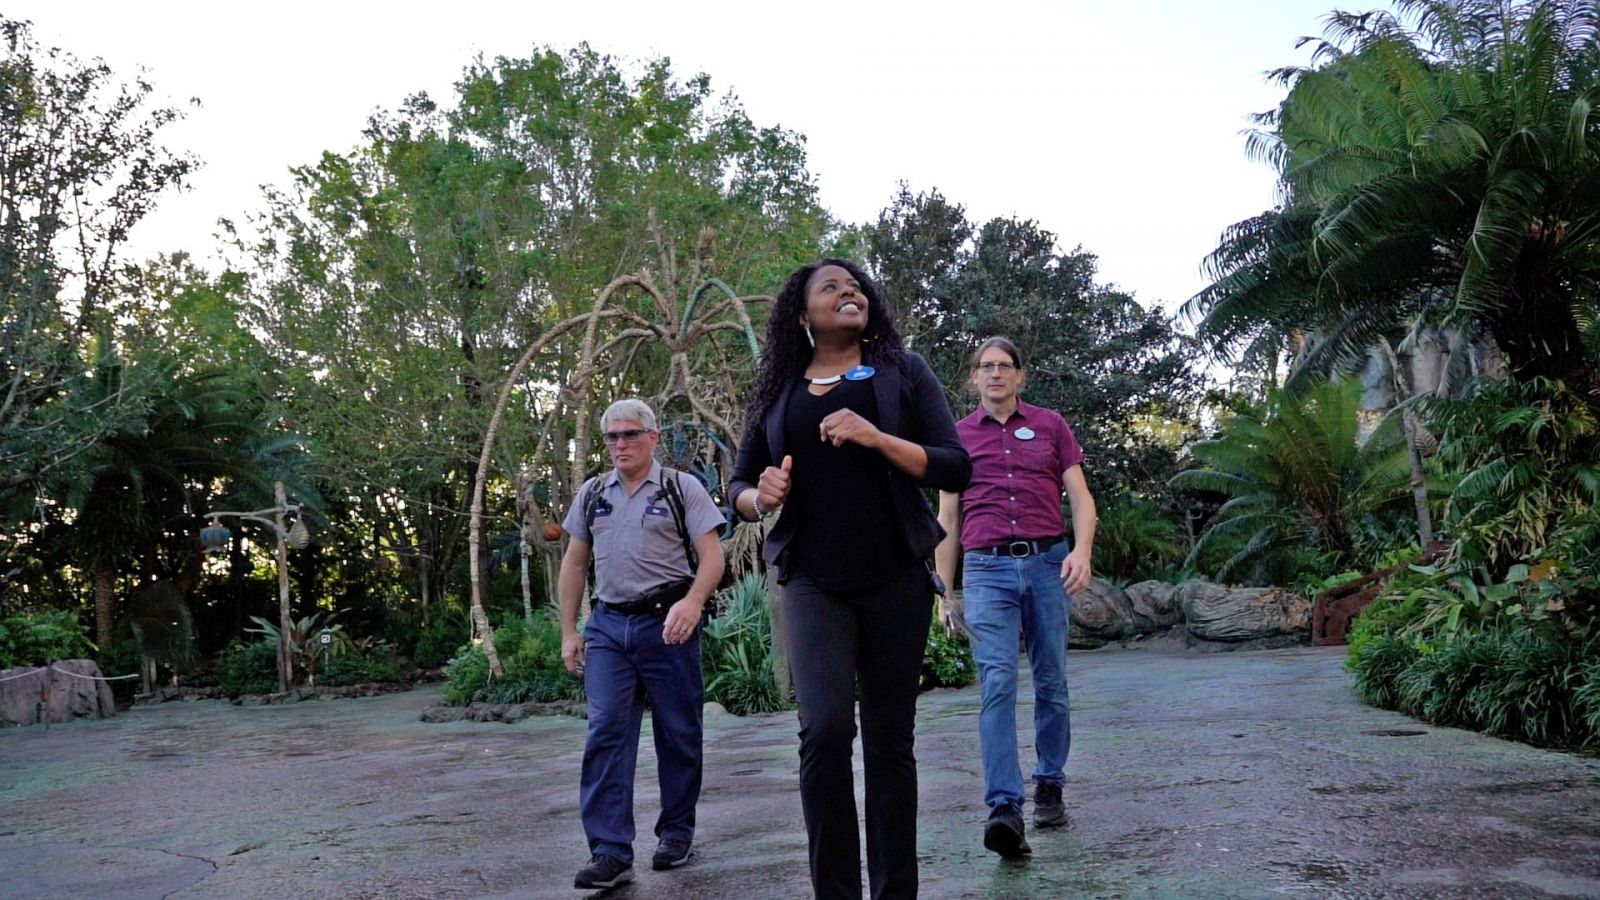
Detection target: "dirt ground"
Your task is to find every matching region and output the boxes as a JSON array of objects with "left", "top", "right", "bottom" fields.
[{"left": 3, "top": 644, "right": 1599, "bottom": 899}]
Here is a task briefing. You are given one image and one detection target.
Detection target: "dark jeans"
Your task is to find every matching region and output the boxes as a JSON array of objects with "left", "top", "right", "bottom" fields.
[
  {"left": 579, "top": 602, "right": 704, "bottom": 865},
  {"left": 785, "top": 562, "right": 932, "bottom": 900}
]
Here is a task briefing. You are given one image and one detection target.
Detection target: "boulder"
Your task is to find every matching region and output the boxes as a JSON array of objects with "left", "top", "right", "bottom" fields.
[
  {"left": 1177, "top": 579, "right": 1311, "bottom": 649},
  {"left": 0, "top": 660, "right": 118, "bottom": 727},
  {"left": 1125, "top": 580, "right": 1181, "bottom": 629}
]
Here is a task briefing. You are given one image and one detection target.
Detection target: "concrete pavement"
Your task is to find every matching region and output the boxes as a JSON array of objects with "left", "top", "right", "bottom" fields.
[{"left": 3, "top": 645, "right": 1598, "bottom": 899}]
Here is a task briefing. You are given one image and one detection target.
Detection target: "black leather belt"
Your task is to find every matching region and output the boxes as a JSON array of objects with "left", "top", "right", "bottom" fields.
[
  {"left": 971, "top": 536, "right": 1064, "bottom": 558},
  {"left": 601, "top": 580, "right": 692, "bottom": 616}
]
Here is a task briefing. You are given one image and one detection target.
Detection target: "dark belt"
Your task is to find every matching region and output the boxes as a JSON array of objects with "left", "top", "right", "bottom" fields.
[
  {"left": 601, "top": 579, "right": 692, "bottom": 616},
  {"left": 971, "top": 536, "right": 1064, "bottom": 558}
]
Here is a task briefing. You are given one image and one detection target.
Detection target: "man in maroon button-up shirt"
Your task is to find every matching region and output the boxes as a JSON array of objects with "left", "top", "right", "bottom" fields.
[{"left": 935, "top": 336, "right": 1097, "bottom": 858}]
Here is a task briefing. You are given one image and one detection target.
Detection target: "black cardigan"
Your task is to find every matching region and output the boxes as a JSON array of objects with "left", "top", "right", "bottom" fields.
[{"left": 729, "top": 351, "right": 972, "bottom": 577}]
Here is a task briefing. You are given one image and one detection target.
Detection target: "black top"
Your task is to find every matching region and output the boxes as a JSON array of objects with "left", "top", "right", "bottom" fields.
[
  {"left": 783, "top": 378, "right": 910, "bottom": 591},
  {"left": 730, "top": 351, "right": 972, "bottom": 580}
]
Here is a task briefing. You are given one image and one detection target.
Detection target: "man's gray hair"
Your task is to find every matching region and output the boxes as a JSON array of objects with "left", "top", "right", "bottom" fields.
[{"left": 600, "top": 398, "right": 658, "bottom": 432}]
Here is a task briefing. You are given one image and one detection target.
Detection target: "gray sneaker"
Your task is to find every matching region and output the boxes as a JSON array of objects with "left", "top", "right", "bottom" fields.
[
  {"left": 1034, "top": 780, "right": 1069, "bottom": 828},
  {"left": 574, "top": 854, "right": 632, "bottom": 889},
  {"left": 652, "top": 838, "right": 694, "bottom": 870},
  {"left": 983, "top": 803, "right": 1032, "bottom": 858}
]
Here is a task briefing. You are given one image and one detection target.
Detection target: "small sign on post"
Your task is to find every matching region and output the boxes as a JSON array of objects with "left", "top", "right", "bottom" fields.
[{"left": 319, "top": 631, "right": 333, "bottom": 646}]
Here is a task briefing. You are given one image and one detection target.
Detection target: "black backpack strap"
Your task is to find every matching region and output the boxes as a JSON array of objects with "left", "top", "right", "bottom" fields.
[
  {"left": 579, "top": 476, "right": 606, "bottom": 590},
  {"left": 660, "top": 468, "right": 699, "bottom": 573},
  {"left": 581, "top": 476, "right": 609, "bottom": 534}
]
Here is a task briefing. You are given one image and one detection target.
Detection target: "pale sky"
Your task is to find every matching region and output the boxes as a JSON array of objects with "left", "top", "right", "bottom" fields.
[{"left": 12, "top": 0, "right": 1342, "bottom": 313}]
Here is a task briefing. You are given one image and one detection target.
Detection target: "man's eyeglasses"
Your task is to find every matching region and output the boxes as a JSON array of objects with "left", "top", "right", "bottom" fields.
[
  {"left": 976, "top": 362, "right": 1018, "bottom": 374},
  {"left": 601, "top": 428, "right": 654, "bottom": 445}
]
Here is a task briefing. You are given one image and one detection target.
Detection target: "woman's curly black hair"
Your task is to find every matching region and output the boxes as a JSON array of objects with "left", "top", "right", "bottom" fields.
[{"left": 745, "top": 258, "right": 906, "bottom": 429}]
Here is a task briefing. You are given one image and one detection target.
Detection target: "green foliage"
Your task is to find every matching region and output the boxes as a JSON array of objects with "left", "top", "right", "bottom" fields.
[
  {"left": 0, "top": 609, "right": 94, "bottom": 668},
  {"left": 1091, "top": 492, "right": 1185, "bottom": 583},
  {"left": 1189, "top": 1, "right": 1600, "bottom": 393},
  {"left": 1350, "top": 623, "right": 1600, "bottom": 748},
  {"left": 866, "top": 185, "right": 1203, "bottom": 498},
  {"left": 1431, "top": 378, "right": 1600, "bottom": 587},
  {"left": 1172, "top": 379, "right": 1415, "bottom": 585},
  {"left": 0, "top": 17, "right": 197, "bottom": 519},
  {"left": 319, "top": 650, "right": 403, "bottom": 687},
  {"left": 702, "top": 573, "right": 787, "bottom": 716},
  {"left": 216, "top": 640, "right": 279, "bottom": 698},
  {"left": 442, "top": 642, "right": 491, "bottom": 707},
  {"left": 246, "top": 610, "right": 349, "bottom": 688},
  {"left": 443, "top": 610, "right": 583, "bottom": 706},
  {"left": 412, "top": 613, "right": 470, "bottom": 670},
  {"left": 238, "top": 44, "right": 826, "bottom": 623},
  {"left": 921, "top": 606, "right": 976, "bottom": 690}
]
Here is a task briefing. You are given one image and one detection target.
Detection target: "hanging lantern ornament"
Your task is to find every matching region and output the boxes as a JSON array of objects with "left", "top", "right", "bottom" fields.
[
  {"left": 286, "top": 518, "right": 311, "bottom": 551},
  {"left": 200, "top": 519, "right": 233, "bottom": 554}
]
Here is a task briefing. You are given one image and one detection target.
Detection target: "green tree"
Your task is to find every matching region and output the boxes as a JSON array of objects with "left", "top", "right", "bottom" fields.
[
  {"left": 34, "top": 353, "right": 303, "bottom": 647},
  {"left": 1189, "top": 0, "right": 1600, "bottom": 397},
  {"left": 1171, "top": 379, "right": 1416, "bottom": 585},
  {"left": 867, "top": 185, "right": 1204, "bottom": 496},
  {"left": 237, "top": 46, "right": 825, "bottom": 646},
  {"left": 0, "top": 17, "right": 197, "bottom": 515}
]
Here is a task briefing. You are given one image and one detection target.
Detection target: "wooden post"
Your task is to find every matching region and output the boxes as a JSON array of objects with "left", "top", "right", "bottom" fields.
[
  {"left": 274, "top": 481, "right": 291, "bottom": 692},
  {"left": 40, "top": 661, "right": 53, "bottom": 730}
]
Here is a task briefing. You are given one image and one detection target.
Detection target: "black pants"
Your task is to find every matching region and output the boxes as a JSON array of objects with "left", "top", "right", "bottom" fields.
[{"left": 784, "top": 562, "right": 932, "bottom": 900}]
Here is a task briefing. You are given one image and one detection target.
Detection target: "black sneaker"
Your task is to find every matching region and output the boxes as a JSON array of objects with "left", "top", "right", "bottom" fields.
[
  {"left": 651, "top": 838, "right": 694, "bottom": 870},
  {"left": 1034, "top": 780, "right": 1069, "bottom": 828},
  {"left": 983, "top": 803, "right": 1032, "bottom": 858},
  {"left": 574, "top": 854, "right": 633, "bottom": 889}
]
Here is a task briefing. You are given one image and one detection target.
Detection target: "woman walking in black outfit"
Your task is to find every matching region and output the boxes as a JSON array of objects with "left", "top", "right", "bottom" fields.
[{"left": 729, "top": 259, "right": 971, "bottom": 899}]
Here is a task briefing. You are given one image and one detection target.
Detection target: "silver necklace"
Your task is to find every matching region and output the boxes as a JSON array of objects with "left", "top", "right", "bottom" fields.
[{"left": 806, "top": 373, "right": 843, "bottom": 385}]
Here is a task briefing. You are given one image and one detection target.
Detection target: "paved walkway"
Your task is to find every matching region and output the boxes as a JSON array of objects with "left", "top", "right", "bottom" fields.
[{"left": 3, "top": 645, "right": 1599, "bottom": 899}]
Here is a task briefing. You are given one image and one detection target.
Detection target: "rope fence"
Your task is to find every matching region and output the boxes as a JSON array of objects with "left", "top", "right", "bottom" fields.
[{"left": 0, "top": 665, "right": 141, "bottom": 683}]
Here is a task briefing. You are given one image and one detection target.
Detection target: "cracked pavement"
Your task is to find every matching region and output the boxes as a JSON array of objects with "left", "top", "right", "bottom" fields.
[{"left": 3, "top": 645, "right": 1599, "bottom": 898}]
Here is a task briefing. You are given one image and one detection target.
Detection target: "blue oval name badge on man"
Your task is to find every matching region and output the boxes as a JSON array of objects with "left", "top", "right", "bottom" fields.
[{"left": 1014, "top": 426, "right": 1036, "bottom": 441}]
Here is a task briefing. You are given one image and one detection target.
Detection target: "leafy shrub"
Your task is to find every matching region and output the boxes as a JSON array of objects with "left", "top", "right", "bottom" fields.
[
  {"left": 414, "top": 614, "right": 469, "bottom": 670},
  {"left": 702, "top": 573, "right": 787, "bottom": 715},
  {"left": 1575, "top": 659, "right": 1600, "bottom": 742},
  {"left": 1349, "top": 620, "right": 1599, "bottom": 749},
  {"left": 1091, "top": 492, "right": 1185, "bottom": 583},
  {"left": 1348, "top": 632, "right": 1417, "bottom": 709},
  {"left": 216, "top": 640, "right": 279, "bottom": 697},
  {"left": 0, "top": 609, "right": 94, "bottom": 668},
  {"left": 320, "top": 651, "right": 403, "bottom": 687},
  {"left": 442, "top": 641, "right": 490, "bottom": 706},
  {"left": 1171, "top": 380, "right": 1414, "bottom": 586},
  {"left": 921, "top": 605, "right": 975, "bottom": 690},
  {"left": 443, "top": 610, "right": 584, "bottom": 707}
]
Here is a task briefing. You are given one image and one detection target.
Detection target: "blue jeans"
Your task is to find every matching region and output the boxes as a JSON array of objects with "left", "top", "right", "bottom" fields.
[
  {"left": 579, "top": 602, "right": 704, "bottom": 864},
  {"left": 962, "top": 541, "right": 1072, "bottom": 810}
]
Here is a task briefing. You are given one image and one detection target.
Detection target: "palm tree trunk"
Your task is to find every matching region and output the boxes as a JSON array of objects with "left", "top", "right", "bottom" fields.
[
  {"left": 1401, "top": 412, "right": 1434, "bottom": 547},
  {"left": 93, "top": 566, "right": 116, "bottom": 649}
]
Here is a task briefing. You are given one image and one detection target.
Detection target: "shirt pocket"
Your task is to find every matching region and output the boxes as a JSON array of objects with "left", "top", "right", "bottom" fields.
[
  {"left": 1015, "top": 438, "right": 1059, "bottom": 476},
  {"left": 590, "top": 511, "right": 620, "bottom": 562},
  {"left": 641, "top": 504, "right": 681, "bottom": 545}
]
